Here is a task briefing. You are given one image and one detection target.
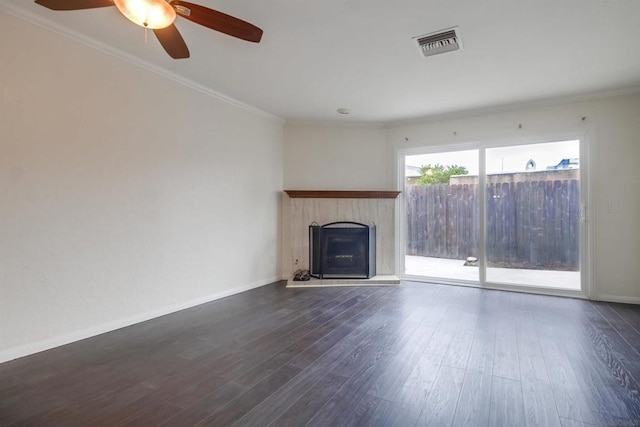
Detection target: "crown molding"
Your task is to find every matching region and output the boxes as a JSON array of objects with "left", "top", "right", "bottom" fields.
[
  {"left": 386, "top": 86, "right": 640, "bottom": 128},
  {"left": 0, "top": 4, "right": 284, "bottom": 124}
]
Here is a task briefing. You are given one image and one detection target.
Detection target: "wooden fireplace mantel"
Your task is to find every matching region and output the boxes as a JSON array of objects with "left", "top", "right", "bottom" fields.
[{"left": 284, "top": 190, "right": 401, "bottom": 199}]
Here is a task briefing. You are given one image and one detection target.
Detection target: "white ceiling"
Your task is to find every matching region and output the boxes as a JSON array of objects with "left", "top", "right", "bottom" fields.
[{"left": 3, "top": 0, "right": 640, "bottom": 123}]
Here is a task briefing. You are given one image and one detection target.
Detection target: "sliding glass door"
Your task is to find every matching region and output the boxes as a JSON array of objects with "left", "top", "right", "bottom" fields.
[
  {"left": 484, "top": 140, "right": 581, "bottom": 290},
  {"left": 404, "top": 149, "right": 479, "bottom": 284},
  {"left": 401, "top": 139, "right": 583, "bottom": 293}
]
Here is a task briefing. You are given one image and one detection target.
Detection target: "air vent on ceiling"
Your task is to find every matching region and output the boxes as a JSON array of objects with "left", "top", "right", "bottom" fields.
[{"left": 414, "top": 27, "right": 462, "bottom": 58}]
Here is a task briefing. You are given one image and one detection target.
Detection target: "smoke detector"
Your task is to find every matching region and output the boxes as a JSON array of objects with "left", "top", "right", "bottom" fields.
[{"left": 413, "top": 27, "right": 462, "bottom": 58}]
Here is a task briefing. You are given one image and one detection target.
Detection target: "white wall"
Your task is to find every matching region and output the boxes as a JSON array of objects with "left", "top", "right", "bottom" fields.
[
  {"left": 0, "top": 13, "right": 283, "bottom": 361},
  {"left": 283, "top": 123, "right": 391, "bottom": 190},
  {"left": 282, "top": 123, "right": 393, "bottom": 277},
  {"left": 388, "top": 93, "right": 640, "bottom": 303},
  {"left": 283, "top": 95, "right": 640, "bottom": 303}
]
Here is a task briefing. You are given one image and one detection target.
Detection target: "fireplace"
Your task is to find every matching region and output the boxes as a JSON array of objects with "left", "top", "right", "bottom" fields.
[{"left": 309, "top": 221, "right": 376, "bottom": 279}]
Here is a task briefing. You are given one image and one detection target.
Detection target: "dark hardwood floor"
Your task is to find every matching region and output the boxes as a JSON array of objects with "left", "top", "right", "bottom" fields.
[{"left": 2, "top": 281, "right": 640, "bottom": 426}]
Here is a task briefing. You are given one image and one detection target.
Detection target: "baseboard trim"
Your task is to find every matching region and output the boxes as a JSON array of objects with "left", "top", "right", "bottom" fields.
[
  {"left": 596, "top": 294, "right": 640, "bottom": 305},
  {"left": 0, "top": 277, "right": 279, "bottom": 364}
]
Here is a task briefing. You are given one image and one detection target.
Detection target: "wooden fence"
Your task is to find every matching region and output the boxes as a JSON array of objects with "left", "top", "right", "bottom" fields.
[{"left": 406, "top": 179, "right": 580, "bottom": 270}]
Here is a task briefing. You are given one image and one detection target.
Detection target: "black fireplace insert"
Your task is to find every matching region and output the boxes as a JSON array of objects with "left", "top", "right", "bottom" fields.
[{"left": 309, "top": 221, "right": 376, "bottom": 279}]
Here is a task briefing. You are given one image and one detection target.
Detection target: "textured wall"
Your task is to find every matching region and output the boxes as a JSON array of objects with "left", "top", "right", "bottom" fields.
[{"left": 0, "top": 12, "right": 283, "bottom": 361}]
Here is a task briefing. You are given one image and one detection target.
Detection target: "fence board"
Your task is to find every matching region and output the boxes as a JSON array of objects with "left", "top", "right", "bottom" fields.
[{"left": 406, "top": 178, "right": 579, "bottom": 270}]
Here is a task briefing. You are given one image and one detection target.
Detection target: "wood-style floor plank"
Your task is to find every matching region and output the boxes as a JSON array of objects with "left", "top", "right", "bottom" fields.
[
  {"left": 450, "top": 369, "right": 492, "bottom": 427},
  {"left": 380, "top": 352, "right": 443, "bottom": 426},
  {"left": 489, "top": 376, "right": 525, "bottom": 427},
  {"left": 267, "top": 372, "right": 348, "bottom": 426},
  {"left": 522, "top": 379, "right": 562, "bottom": 427},
  {"left": 493, "top": 319, "right": 521, "bottom": 381},
  {"left": 1, "top": 281, "right": 640, "bottom": 426},
  {"left": 416, "top": 364, "right": 465, "bottom": 426}
]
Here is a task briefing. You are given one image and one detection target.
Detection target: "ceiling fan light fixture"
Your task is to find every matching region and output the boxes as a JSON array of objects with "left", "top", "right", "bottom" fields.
[{"left": 114, "top": 0, "right": 176, "bottom": 29}]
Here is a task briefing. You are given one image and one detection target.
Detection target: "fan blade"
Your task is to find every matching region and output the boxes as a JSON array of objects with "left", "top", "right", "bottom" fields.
[
  {"left": 153, "top": 25, "right": 190, "bottom": 59},
  {"left": 170, "top": 1, "right": 263, "bottom": 43},
  {"left": 34, "top": 0, "right": 113, "bottom": 11}
]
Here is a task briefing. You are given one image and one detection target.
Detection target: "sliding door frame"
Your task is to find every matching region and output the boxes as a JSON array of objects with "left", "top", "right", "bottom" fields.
[
  {"left": 396, "top": 142, "right": 482, "bottom": 288},
  {"left": 396, "top": 131, "right": 595, "bottom": 299}
]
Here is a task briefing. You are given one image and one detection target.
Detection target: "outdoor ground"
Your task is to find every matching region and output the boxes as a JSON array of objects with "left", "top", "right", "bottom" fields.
[{"left": 405, "top": 255, "right": 581, "bottom": 290}]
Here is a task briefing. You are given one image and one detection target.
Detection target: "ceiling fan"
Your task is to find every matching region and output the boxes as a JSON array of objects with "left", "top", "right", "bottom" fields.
[{"left": 34, "top": 0, "right": 263, "bottom": 59}]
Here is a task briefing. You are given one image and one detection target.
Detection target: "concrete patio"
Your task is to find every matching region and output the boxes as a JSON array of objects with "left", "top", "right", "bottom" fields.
[{"left": 405, "top": 255, "right": 581, "bottom": 290}]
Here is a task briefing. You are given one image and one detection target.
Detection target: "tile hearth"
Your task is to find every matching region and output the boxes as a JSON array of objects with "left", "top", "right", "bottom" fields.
[{"left": 286, "top": 275, "right": 400, "bottom": 288}]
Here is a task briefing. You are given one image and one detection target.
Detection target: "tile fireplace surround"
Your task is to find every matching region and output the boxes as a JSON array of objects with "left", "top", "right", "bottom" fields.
[{"left": 282, "top": 190, "right": 400, "bottom": 285}]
